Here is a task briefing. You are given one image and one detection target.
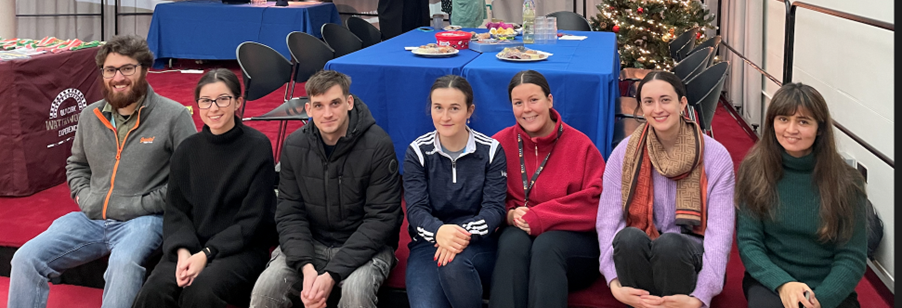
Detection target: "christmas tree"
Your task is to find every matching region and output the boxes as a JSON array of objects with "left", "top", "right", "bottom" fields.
[{"left": 590, "top": 0, "right": 715, "bottom": 70}]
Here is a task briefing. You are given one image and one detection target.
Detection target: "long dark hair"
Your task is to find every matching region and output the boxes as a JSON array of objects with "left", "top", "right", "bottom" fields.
[
  {"left": 735, "top": 83, "right": 865, "bottom": 243},
  {"left": 194, "top": 68, "right": 242, "bottom": 101},
  {"left": 508, "top": 70, "right": 551, "bottom": 101},
  {"left": 429, "top": 74, "right": 474, "bottom": 108}
]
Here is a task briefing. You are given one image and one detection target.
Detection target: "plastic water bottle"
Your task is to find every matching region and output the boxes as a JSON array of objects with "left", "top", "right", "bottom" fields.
[{"left": 522, "top": 0, "right": 536, "bottom": 44}]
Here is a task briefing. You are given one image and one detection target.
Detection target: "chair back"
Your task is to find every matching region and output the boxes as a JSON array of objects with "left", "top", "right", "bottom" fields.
[
  {"left": 346, "top": 16, "right": 382, "bottom": 48},
  {"left": 287, "top": 31, "right": 335, "bottom": 84},
  {"left": 685, "top": 61, "right": 729, "bottom": 131},
  {"left": 236, "top": 41, "right": 293, "bottom": 116},
  {"left": 669, "top": 28, "right": 698, "bottom": 62},
  {"left": 322, "top": 23, "right": 363, "bottom": 58},
  {"left": 687, "top": 35, "right": 721, "bottom": 67},
  {"left": 546, "top": 11, "right": 592, "bottom": 31},
  {"left": 673, "top": 47, "right": 712, "bottom": 82}
]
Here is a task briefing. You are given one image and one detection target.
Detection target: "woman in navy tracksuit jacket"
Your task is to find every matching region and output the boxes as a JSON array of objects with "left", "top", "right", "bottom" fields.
[{"left": 404, "top": 75, "right": 508, "bottom": 308}]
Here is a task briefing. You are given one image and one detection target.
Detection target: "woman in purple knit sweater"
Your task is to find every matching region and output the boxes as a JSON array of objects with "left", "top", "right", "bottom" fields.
[{"left": 596, "top": 71, "right": 735, "bottom": 308}]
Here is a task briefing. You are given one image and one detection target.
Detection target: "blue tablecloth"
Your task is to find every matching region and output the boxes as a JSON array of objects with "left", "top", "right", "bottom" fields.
[
  {"left": 462, "top": 31, "right": 620, "bottom": 159},
  {"left": 324, "top": 29, "right": 619, "bottom": 170},
  {"left": 324, "top": 29, "right": 482, "bottom": 167},
  {"left": 146, "top": 0, "right": 341, "bottom": 68}
]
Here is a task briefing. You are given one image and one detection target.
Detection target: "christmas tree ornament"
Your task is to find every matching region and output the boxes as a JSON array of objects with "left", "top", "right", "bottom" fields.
[{"left": 589, "top": 0, "right": 714, "bottom": 69}]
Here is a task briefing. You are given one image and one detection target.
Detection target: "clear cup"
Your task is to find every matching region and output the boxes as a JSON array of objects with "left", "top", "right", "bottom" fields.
[
  {"left": 546, "top": 16, "right": 557, "bottom": 44},
  {"left": 534, "top": 16, "right": 547, "bottom": 44},
  {"left": 432, "top": 14, "right": 444, "bottom": 30}
]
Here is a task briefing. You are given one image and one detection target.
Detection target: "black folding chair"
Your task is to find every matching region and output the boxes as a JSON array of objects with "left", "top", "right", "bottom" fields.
[
  {"left": 673, "top": 47, "right": 712, "bottom": 82},
  {"left": 685, "top": 61, "right": 729, "bottom": 137},
  {"left": 669, "top": 28, "right": 698, "bottom": 62},
  {"left": 686, "top": 35, "right": 721, "bottom": 67},
  {"left": 346, "top": 16, "right": 382, "bottom": 48},
  {"left": 546, "top": 11, "right": 592, "bottom": 31},
  {"left": 321, "top": 23, "right": 363, "bottom": 58},
  {"left": 286, "top": 31, "right": 335, "bottom": 99},
  {"left": 236, "top": 41, "right": 309, "bottom": 162}
]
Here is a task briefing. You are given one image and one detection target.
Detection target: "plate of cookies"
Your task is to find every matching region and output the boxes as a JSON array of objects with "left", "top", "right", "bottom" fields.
[
  {"left": 412, "top": 43, "right": 460, "bottom": 57},
  {"left": 495, "top": 46, "right": 552, "bottom": 61}
]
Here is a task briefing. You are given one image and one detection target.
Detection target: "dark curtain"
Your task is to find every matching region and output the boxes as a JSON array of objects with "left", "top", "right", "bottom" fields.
[{"left": 378, "top": 0, "right": 429, "bottom": 39}]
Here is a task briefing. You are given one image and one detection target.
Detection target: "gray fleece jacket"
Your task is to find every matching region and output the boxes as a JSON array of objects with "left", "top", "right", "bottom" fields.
[{"left": 66, "top": 85, "right": 196, "bottom": 221}]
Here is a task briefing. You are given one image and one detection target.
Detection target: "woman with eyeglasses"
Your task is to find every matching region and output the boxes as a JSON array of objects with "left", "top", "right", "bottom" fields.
[{"left": 132, "top": 68, "right": 277, "bottom": 308}]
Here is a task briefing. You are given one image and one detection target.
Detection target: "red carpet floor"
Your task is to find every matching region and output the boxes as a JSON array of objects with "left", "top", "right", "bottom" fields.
[{"left": 0, "top": 62, "right": 893, "bottom": 307}]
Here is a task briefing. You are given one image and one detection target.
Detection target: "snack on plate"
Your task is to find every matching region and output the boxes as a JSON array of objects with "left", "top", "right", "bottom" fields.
[
  {"left": 415, "top": 43, "right": 456, "bottom": 54},
  {"left": 497, "top": 46, "right": 548, "bottom": 60},
  {"left": 489, "top": 27, "right": 517, "bottom": 40},
  {"left": 470, "top": 31, "right": 492, "bottom": 41}
]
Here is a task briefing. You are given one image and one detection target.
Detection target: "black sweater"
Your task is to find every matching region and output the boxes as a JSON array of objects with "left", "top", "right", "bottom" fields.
[{"left": 162, "top": 118, "right": 277, "bottom": 261}]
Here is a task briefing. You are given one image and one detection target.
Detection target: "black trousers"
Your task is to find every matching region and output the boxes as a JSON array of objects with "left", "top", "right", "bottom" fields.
[
  {"left": 488, "top": 227, "right": 600, "bottom": 308},
  {"left": 742, "top": 272, "right": 860, "bottom": 308},
  {"left": 612, "top": 227, "right": 703, "bottom": 296},
  {"left": 377, "top": 0, "right": 429, "bottom": 39},
  {"left": 132, "top": 248, "right": 269, "bottom": 308}
]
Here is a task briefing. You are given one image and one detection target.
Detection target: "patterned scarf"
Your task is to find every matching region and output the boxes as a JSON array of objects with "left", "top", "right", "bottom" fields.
[{"left": 621, "top": 119, "right": 708, "bottom": 239}]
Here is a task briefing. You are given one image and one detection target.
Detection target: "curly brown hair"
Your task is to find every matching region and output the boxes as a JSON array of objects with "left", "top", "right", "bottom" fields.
[{"left": 95, "top": 35, "right": 154, "bottom": 69}]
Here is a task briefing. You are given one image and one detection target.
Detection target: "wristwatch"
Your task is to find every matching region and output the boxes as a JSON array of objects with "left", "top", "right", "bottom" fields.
[{"left": 202, "top": 247, "right": 216, "bottom": 261}]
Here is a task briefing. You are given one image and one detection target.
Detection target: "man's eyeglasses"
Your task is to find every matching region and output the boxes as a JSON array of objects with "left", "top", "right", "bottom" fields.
[
  {"left": 197, "top": 95, "right": 234, "bottom": 109},
  {"left": 101, "top": 64, "right": 140, "bottom": 79}
]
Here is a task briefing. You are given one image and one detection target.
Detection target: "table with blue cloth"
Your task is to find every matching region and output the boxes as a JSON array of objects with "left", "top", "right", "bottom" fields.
[
  {"left": 324, "top": 29, "right": 619, "bottom": 171},
  {"left": 461, "top": 31, "right": 620, "bottom": 159},
  {"left": 324, "top": 29, "right": 483, "bottom": 168},
  {"left": 146, "top": 0, "right": 341, "bottom": 68}
]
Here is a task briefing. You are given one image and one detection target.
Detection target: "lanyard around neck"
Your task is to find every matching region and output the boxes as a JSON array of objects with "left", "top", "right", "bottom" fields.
[{"left": 517, "top": 124, "right": 563, "bottom": 207}]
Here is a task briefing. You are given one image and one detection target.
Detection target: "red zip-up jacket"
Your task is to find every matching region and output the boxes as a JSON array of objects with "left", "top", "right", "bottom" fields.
[{"left": 492, "top": 109, "right": 605, "bottom": 235}]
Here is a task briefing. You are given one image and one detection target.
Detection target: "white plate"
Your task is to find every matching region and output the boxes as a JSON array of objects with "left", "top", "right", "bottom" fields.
[
  {"left": 495, "top": 50, "right": 552, "bottom": 62},
  {"left": 412, "top": 48, "right": 460, "bottom": 57}
]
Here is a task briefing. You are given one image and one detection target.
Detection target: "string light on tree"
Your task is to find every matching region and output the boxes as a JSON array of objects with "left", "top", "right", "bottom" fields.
[{"left": 589, "top": 0, "right": 716, "bottom": 69}]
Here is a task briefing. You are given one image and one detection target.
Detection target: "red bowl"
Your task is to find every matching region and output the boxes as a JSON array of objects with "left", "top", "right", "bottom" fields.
[{"left": 435, "top": 31, "right": 471, "bottom": 50}]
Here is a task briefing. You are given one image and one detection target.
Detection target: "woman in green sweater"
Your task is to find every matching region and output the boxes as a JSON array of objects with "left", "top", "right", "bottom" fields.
[{"left": 735, "top": 83, "right": 867, "bottom": 308}]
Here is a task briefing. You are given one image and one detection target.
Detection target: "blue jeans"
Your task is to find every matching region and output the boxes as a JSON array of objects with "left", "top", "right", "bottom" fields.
[
  {"left": 8, "top": 211, "right": 163, "bottom": 308},
  {"left": 406, "top": 237, "right": 496, "bottom": 308}
]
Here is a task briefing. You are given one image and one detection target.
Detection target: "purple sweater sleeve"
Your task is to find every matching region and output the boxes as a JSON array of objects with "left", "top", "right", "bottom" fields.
[
  {"left": 596, "top": 138, "right": 628, "bottom": 287},
  {"left": 596, "top": 136, "right": 735, "bottom": 308},
  {"left": 689, "top": 136, "right": 735, "bottom": 307}
]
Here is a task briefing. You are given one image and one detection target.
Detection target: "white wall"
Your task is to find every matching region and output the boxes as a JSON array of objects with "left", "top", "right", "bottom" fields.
[{"left": 758, "top": 0, "right": 895, "bottom": 291}]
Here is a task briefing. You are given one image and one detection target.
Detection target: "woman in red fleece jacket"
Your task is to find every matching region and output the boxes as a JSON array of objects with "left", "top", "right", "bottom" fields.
[{"left": 489, "top": 70, "right": 606, "bottom": 308}]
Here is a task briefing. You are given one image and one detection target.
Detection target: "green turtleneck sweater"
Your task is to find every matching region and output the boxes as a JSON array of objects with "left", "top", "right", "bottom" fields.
[{"left": 737, "top": 152, "right": 867, "bottom": 308}]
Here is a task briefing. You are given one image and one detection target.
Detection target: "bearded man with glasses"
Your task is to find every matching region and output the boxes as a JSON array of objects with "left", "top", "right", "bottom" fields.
[{"left": 7, "top": 35, "right": 196, "bottom": 308}]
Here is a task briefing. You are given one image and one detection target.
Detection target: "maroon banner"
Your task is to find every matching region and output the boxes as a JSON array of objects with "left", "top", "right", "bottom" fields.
[{"left": 0, "top": 47, "right": 103, "bottom": 196}]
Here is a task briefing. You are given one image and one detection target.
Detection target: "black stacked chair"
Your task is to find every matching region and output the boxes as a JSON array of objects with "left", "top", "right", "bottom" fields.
[
  {"left": 346, "top": 16, "right": 382, "bottom": 48},
  {"left": 685, "top": 61, "right": 730, "bottom": 137},
  {"left": 322, "top": 23, "right": 363, "bottom": 58},
  {"left": 236, "top": 41, "right": 309, "bottom": 162},
  {"left": 546, "top": 11, "right": 592, "bottom": 31},
  {"left": 686, "top": 35, "right": 721, "bottom": 67},
  {"left": 669, "top": 27, "right": 698, "bottom": 62},
  {"left": 620, "top": 47, "right": 712, "bottom": 98},
  {"left": 286, "top": 31, "right": 335, "bottom": 98},
  {"left": 673, "top": 46, "right": 712, "bottom": 83}
]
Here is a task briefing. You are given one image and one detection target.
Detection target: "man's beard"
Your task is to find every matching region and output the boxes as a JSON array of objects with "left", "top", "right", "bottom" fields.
[{"left": 102, "top": 74, "right": 149, "bottom": 110}]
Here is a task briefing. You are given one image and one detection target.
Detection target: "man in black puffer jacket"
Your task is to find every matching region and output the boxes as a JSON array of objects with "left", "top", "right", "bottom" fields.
[{"left": 250, "top": 70, "right": 402, "bottom": 308}]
